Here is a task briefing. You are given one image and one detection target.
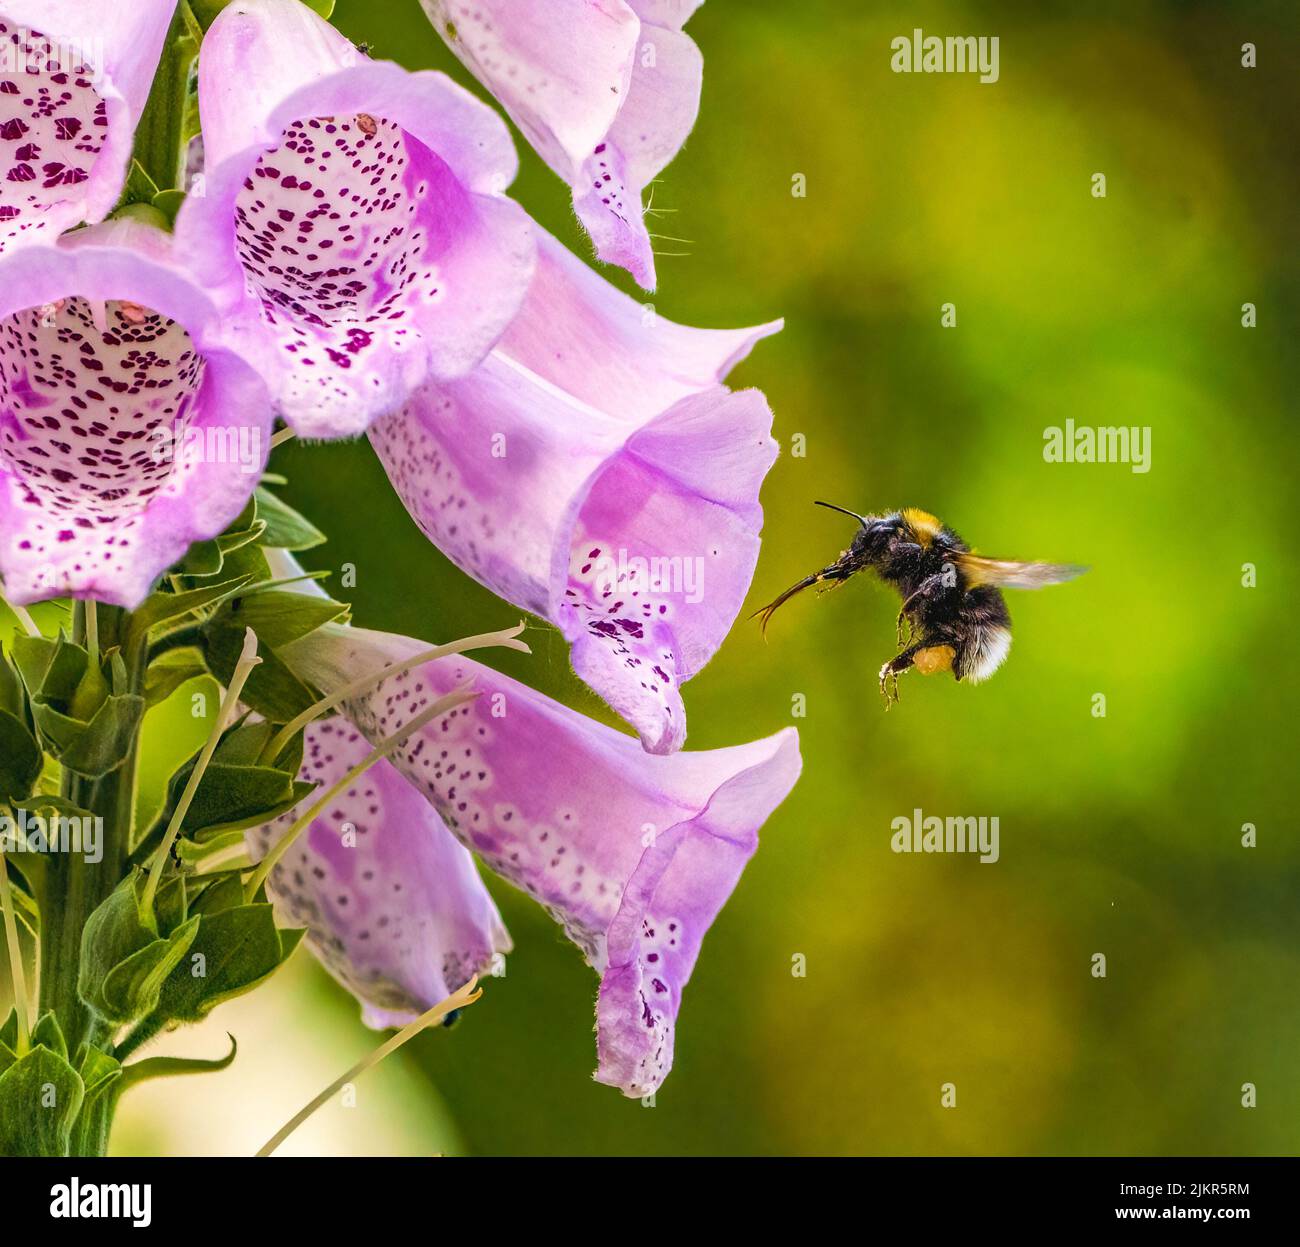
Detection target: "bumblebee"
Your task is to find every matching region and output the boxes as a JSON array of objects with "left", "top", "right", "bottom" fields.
[{"left": 754, "top": 503, "right": 1087, "bottom": 705}]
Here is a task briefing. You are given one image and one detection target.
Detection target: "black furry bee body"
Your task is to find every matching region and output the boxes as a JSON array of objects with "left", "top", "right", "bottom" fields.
[{"left": 754, "top": 503, "right": 1086, "bottom": 704}]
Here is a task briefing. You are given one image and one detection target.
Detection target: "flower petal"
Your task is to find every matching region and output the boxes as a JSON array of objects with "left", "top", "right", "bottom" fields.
[
  {"left": 0, "top": 217, "right": 273, "bottom": 605},
  {"left": 0, "top": 1, "right": 174, "bottom": 253},
  {"left": 423, "top": 0, "right": 637, "bottom": 176},
  {"left": 247, "top": 718, "right": 510, "bottom": 1029},
  {"left": 370, "top": 235, "right": 780, "bottom": 753},
  {"left": 572, "top": 22, "right": 701, "bottom": 288},
  {"left": 179, "top": 0, "right": 535, "bottom": 438},
  {"left": 283, "top": 622, "right": 802, "bottom": 1096},
  {"left": 427, "top": 0, "right": 703, "bottom": 288},
  {"left": 500, "top": 230, "right": 780, "bottom": 420}
]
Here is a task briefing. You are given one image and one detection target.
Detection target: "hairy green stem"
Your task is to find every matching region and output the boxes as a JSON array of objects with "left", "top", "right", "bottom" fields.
[{"left": 40, "top": 605, "right": 138, "bottom": 1059}]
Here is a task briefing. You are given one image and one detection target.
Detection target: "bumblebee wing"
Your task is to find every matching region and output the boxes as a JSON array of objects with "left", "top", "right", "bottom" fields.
[{"left": 954, "top": 552, "right": 1088, "bottom": 590}]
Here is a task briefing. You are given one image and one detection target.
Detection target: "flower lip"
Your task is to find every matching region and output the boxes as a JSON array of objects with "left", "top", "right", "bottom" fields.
[
  {"left": 180, "top": 0, "right": 536, "bottom": 437},
  {"left": 0, "top": 220, "right": 273, "bottom": 606}
]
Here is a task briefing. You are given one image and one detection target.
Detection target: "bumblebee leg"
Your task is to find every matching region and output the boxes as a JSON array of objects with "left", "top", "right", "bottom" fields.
[{"left": 878, "top": 643, "right": 923, "bottom": 708}]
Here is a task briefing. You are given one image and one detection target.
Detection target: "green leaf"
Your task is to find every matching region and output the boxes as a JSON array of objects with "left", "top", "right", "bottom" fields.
[
  {"left": 0, "top": 1046, "right": 84, "bottom": 1156},
  {"left": 0, "top": 708, "right": 42, "bottom": 801},
  {"left": 78, "top": 872, "right": 201, "bottom": 1026},
  {"left": 253, "top": 488, "right": 326, "bottom": 551},
  {"left": 119, "top": 1034, "right": 236, "bottom": 1093},
  {"left": 153, "top": 905, "right": 304, "bottom": 1023}
]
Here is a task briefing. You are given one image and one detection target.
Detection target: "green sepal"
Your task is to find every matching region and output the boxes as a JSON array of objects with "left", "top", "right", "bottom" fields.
[
  {"left": 209, "top": 589, "right": 348, "bottom": 652},
  {"left": 254, "top": 487, "right": 326, "bottom": 551},
  {"left": 119, "top": 1033, "right": 236, "bottom": 1094},
  {"left": 0, "top": 708, "right": 42, "bottom": 801},
  {"left": 191, "top": 0, "right": 333, "bottom": 27},
  {"left": 152, "top": 188, "right": 186, "bottom": 228},
  {"left": 14, "top": 635, "right": 142, "bottom": 778},
  {"left": 21, "top": 633, "right": 85, "bottom": 703},
  {"left": 144, "top": 722, "right": 314, "bottom": 847},
  {"left": 126, "top": 573, "right": 255, "bottom": 651},
  {"left": 203, "top": 589, "right": 345, "bottom": 720},
  {"left": 176, "top": 827, "right": 254, "bottom": 873},
  {"left": 77, "top": 871, "right": 201, "bottom": 1026},
  {"left": 144, "top": 646, "right": 209, "bottom": 707},
  {"left": 152, "top": 905, "right": 305, "bottom": 1023},
  {"left": 68, "top": 1043, "right": 123, "bottom": 1158},
  {"left": 30, "top": 1012, "right": 67, "bottom": 1060},
  {"left": 119, "top": 159, "right": 160, "bottom": 209},
  {"left": 0, "top": 1045, "right": 85, "bottom": 1156},
  {"left": 0, "top": 644, "right": 26, "bottom": 717},
  {"left": 33, "top": 692, "right": 146, "bottom": 779},
  {"left": 0, "top": 1010, "right": 17, "bottom": 1075},
  {"left": 174, "top": 501, "right": 265, "bottom": 581},
  {"left": 9, "top": 633, "right": 61, "bottom": 695}
]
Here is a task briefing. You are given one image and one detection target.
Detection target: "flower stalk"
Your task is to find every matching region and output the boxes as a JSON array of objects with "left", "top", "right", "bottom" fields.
[
  {"left": 255, "top": 976, "right": 482, "bottom": 1157},
  {"left": 141, "top": 628, "right": 261, "bottom": 915},
  {"left": 259, "top": 623, "right": 527, "bottom": 765}
]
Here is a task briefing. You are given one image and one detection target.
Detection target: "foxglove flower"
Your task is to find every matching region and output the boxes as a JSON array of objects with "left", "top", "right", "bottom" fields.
[
  {"left": 179, "top": 0, "right": 536, "bottom": 438},
  {"left": 0, "top": 214, "right": 273, "bottom": 606},
  {"left": 247, "top": 719, "right": 510, "bottom": 1030},
  {"left": 370, "top": 231, "right": 780, "bottom": 754},
  {"left": 283, "top": 621, "right": 801, "bottom": 1097},
  {"left": 0, "top": 0, "right": 174, "bottom": 255},
  {"left": 425, "top": 0, "right": 703, "bottom": 288}
]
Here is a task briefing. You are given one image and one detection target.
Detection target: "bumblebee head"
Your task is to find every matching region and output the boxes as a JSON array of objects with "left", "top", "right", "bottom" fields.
[
  {"left": 751, "top": 503, "right": 905, "bottom": 636},
  {"left": 816, "top": 501, "right": 904, "bottom": 566}
]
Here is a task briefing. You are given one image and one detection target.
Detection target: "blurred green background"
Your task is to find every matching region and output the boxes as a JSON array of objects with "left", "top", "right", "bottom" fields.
[{"left": 87, "top": 0, "right": 1300, "bottom": 1153}]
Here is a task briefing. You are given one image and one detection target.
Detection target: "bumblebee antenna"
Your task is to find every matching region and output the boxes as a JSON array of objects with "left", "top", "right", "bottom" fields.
[{"left": 814, "top": 500, "right": 870, "bottom": 526}]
